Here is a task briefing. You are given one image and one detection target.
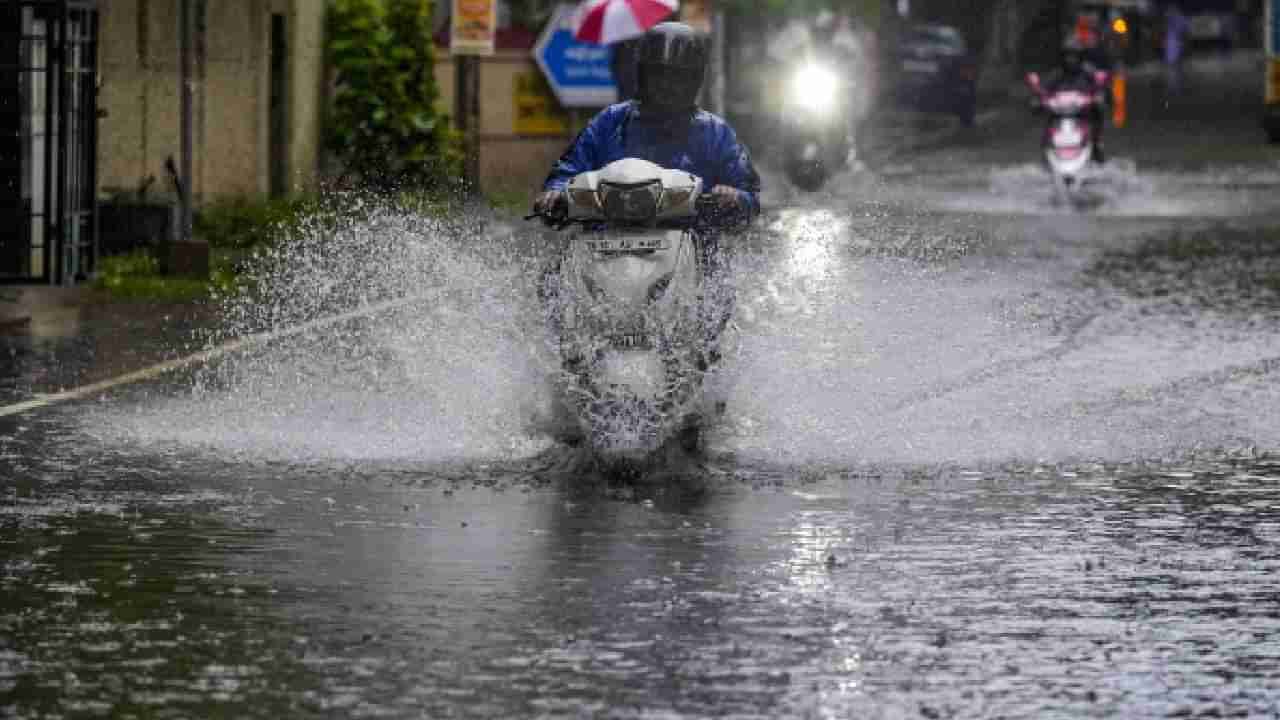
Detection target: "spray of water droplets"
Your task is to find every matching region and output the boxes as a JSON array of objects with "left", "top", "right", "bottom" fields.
[
  {"left": 99, "top": 194, "right": 562, "bottom": 463},
  {"left": 82, "top": 170, "right": 1280, "bottom": 470}
]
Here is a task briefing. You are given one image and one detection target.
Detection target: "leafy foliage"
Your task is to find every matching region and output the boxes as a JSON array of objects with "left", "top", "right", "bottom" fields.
[
  {"left": 326, "top": 0, "right": 462, "bottom": 190},
  {"left": 94, "top": 250, "right": 221, "bottom": 301},
  {"left": 194, "top": 195, "right": 321, "bottom": 250},
  {"left": 97, "top": 194, "right": 322, "bottom": 300}
]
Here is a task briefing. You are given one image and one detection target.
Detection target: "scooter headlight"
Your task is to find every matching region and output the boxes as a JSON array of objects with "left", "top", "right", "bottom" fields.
[
  {"left": 600, "top": 181, "right": 662, "bottom": 223},
  {"left": 790, "top": 64, "right": 840, "bottom": 112}
]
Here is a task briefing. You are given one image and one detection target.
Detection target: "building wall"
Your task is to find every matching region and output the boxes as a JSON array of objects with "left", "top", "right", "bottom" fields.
[
  {"left": 434, "top": 48, "right": 578, "bottom": 199},
  {"left": 203, "top": 0, "right": 263, "bottom": 198},
  {"left": 99, "top": 2, "right": 570, "bottom": 204},
  {"left": 97, "top": 0, "right": 324, "bottom": 204}
]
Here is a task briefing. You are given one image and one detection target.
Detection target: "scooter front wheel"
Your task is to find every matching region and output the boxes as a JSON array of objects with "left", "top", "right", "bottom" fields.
[{"left": 785, "top": 158, "right": 828, "bottom": 192}]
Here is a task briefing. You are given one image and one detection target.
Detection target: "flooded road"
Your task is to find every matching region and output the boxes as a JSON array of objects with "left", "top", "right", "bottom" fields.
[
  {"left": 7, "top": 204, "right": 1280, "bottom": 717},
  {"left": 5, "top": 421, "right": 1280, "bottom": 718},
  {"left": 6, "top": 61, "right": 1280, "bottom": 717}
]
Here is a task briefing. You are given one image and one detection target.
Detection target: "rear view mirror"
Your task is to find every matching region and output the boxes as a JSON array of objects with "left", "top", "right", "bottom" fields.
[{"left": 1025, "top": 72, "right": 1041, "bottom": 91}]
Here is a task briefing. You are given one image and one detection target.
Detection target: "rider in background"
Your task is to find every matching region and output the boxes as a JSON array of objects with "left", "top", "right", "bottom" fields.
[
  {"left": 1040, "top": 39, "right": 1109, "bottom": 163},
  {"left": 533, "top": 22, "right": 761, "bottom": 227},
  {"left": 1163, "top": 3, "right": 1190, "bottom": 93},
  {"left": 768, "top": 9, "right": 868, "bottom": 165}
]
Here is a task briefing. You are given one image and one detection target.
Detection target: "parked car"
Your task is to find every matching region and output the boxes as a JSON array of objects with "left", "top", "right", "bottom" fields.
[
  {"left": 1187, "top": 10, "right": 1238, "bottom": 52},
  {"left": 887, "top": 23, "right": 979, "bottom": 126}
]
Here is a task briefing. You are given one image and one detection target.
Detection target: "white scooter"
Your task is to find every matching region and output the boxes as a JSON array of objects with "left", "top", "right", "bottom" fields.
[
  {"left": 1026, "top": 71, "right": 1108, "bottom": 207},
  {"left": 529, "top": 159, "right": 736, "bottom": 473},
  {"left": 780, "top": 59, "right": 851, "bottom": 191}
]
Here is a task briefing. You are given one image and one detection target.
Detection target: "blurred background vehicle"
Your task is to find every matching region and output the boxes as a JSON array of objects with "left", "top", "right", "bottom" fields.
[
  {"left": 1185, "top": 0, "right": 1241, "bottom": 52},
  {"left": 778, "top": 58, "right": 851, "bottom": 190},
  {"left": 886, "top": 23, "right": 979, "bottom": 126}
]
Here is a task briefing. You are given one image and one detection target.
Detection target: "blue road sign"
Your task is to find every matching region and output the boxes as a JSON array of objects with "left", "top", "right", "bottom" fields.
[
  {"left": 533, "top": 4, "right": 618, "bottom": 108},
  {"left": 1272, "top": 0, "right": 1279, "bottom": 56}
]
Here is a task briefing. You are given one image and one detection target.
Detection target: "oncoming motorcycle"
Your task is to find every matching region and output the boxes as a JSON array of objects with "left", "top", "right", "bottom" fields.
[
  {"left": 1026, "top": 70, "right": 1108, "bottom": 207},
  {"left": 528, "top": 159, "right": 737, "bottom": 472},
  {"left": 780, "top": 59, "right": 851, "bottom": 191}
]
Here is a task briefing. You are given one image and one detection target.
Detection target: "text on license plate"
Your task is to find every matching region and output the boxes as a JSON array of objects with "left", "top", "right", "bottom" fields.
[{"left": 583, "top": 235, "right": 671, "bottom": 252}]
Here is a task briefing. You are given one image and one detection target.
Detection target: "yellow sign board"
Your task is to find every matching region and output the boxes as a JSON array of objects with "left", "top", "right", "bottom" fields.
[
  {"left": 515, "top": 71, "right": 571, "bottom": 136},
  {"left": 451, "top": 0, "right": 498, "bottom": 56}
]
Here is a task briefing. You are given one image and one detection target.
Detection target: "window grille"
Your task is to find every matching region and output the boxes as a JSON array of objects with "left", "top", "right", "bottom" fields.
[{"left": 0, "top": 0, "right": 98, "bottom": 285}]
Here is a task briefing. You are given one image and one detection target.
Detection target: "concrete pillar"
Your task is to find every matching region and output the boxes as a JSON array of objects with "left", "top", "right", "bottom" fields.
[{"left": 287, "top": 0, "right": 325, "bottom": 192}]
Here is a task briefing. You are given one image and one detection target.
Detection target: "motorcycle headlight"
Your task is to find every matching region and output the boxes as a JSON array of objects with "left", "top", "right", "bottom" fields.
[
  {"left": 790, "top": 64, "right": 840, "bottom": 112},
  {"left": 600, "top": 181, "right": 662, "bottom": 223}
]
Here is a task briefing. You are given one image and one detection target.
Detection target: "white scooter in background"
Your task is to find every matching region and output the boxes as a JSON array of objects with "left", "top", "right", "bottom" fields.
[
  {"left": 780, "top": 59, "right": 852, "bottom": 191},
  {"left": 528, "top": 159, "right": 736, "bottom": 474},
  {"left": 1026, "top": 71, "right": 1108, "bottom": 208}
]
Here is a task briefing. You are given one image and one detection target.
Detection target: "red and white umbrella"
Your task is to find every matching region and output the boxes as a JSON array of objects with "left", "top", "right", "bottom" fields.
[{"left": 572, "top": 0, "right": 679, "bottom": 46}]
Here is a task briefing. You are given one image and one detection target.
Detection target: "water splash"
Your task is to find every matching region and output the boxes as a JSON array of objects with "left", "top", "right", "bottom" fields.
[
  {"left": 81, "top": 179, "right": 1280, "bottom": 470},
  {"left": 98, "top": 197, "right": 560, "bottom": 463},
  {"left": 920, "top": 160, "right": 1280, "bottom": 218},
  {"left": 710, "top": 202, "right": 1280, "bottom": 466}
]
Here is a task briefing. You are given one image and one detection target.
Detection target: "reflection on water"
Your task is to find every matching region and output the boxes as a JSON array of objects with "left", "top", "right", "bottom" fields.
[
  {"left": 4, "top": 424, "right": 1280, "bottom": 717},
  {"left": 5, "top": 178, "right": 1280, "bottom": 716},
  {"left": 912, "top": 161, "right": 1280, "bottom": 220}
]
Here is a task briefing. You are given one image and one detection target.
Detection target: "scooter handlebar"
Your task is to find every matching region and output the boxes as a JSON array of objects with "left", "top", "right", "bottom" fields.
[
  {"left": 524, "top": 193, "right": 723, "bottom": 227},
  {"left": 525, "top": 191, "right": 570, "bottom": 227}
]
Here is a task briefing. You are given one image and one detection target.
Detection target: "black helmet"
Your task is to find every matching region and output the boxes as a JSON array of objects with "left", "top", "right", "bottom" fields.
[{"left": 636, "top": 22, "right": 708, "bottom": 115}]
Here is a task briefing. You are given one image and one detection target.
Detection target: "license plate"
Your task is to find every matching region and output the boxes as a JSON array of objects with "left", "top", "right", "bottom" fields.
[
  {"left": 903, "top": 59, "right": 938, "bottom": 73},
  {"left": 583, "top": 234, "right": 671, "bottom": 252},
  {"left": 609, "top": 333, "right": 654, "bottom": 350}
]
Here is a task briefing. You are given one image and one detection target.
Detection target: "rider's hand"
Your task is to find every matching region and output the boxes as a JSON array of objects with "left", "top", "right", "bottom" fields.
[
  {"left": 709, "top": 185, "right": 743, "bottom": 210},
  {"left": 533, "top": 190, "right": 567, "bottom": 218}
]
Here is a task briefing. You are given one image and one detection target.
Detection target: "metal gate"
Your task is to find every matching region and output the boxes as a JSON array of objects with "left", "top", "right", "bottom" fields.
[{"left": 0, "top": 0, "right": 98, "bottom": 285}]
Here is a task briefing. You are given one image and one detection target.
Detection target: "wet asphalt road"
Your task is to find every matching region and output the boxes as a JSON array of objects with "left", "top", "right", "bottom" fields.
[{"left": 5, "top": 57, "right": 1280, "bottom": 718}]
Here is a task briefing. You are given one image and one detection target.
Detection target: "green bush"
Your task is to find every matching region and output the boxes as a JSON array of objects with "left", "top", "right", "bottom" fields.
[
  {"left": 94, "top": 250, "right": 214, "bottom": 301},
  {"left": 194, "top": 195, "right": 319, "bottom": 251},
  {"left": 327, "top": 0, "right": 463, "bottom": 191}
]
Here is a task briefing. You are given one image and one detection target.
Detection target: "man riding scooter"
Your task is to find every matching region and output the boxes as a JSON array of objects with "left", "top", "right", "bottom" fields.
[
  {"left": 533, "top": 22, "right": 761, "bottom": 230},
  {"left": 529, "top": 23, "right": 761, "bottom": 457}
]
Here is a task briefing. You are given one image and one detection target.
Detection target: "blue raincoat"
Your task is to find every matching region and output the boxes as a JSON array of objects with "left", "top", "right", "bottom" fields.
[{"left": 542, "top": 101, "right": 762, "bottom": 222}]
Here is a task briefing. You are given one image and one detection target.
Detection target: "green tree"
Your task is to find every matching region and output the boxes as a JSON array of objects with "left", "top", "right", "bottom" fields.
[{"left": 326, "top": 0, "right": 462, "bottom": 190}]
